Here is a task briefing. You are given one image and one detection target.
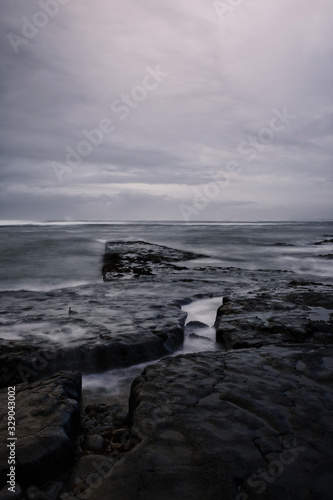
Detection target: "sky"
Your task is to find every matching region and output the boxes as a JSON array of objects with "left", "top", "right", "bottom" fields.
[{"left": 1, "top": 0, "right": 332, "bottom": 221}]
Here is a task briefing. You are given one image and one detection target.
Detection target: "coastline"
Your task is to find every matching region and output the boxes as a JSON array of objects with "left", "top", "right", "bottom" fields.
[{"left": 0, "top": 227, "right": 332, "bottom": 499}]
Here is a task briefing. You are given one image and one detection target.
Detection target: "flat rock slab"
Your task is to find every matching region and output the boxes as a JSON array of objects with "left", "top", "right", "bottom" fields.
[
  {"left": 88, "top": 346, "right": 333, "bottom": 500},
  {"left": 215, "top": 280, "right": 333, "bottom": 348},
  {"left": 0, "top": 301, "right": 186, "bottom": 387},
  {"left": 0, "top": 371, "right": 81, "bottom": 489},
  {"left": 102, "top": 240, "right": 206, "bottom": 279}
]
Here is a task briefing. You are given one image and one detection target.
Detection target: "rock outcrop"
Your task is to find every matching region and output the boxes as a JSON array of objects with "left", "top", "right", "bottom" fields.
[
  {"left": 0, "top": 371, "right": 81, "bottom": 490},
  {"left": 214, "top": 281, "right": 332, "bottom": 349},
  {"left": 102, "top": 240, "right": 206, "bottom": 280},
  {"left": 86, "top": 346, "right": 333, "bottom": 500},
  {"left": 0, "top": 303, "right": 186, "bottom": 388}
]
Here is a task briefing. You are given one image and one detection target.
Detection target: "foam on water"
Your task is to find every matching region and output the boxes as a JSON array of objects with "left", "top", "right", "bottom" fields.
[
  {"left": 82, "top": 296, "right": 224, "bottom": 399},
  {"left": 182, "top": 297, "right": 223, "bottom": 327}
]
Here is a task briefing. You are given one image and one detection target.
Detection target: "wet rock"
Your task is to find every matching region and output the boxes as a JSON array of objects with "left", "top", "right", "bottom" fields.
[
  {"left": 66, "top": 455, "right": 114, "bottom": 498},
  {"left": 88, "top": 346, "right": 333, "bottom": 500},
  {"left": 102, "top": 241, "right": 206, "bottom": 280},
  {"left": 83, "top": 435, "right": 106, "bottom": 453},
  {"left": 186, "top": 320, "right": 209, "bottom": 329},
  {"left": 314, "top": 238, "right": 333, "bottom": 245},
  {"left": 0, "top": 301, "right": 186, "bottom": 388},
  {"left": 188, "top": 333, "right": 212, "bottom": 342},
  {"left": 214, "top": 285, "right": 332, "bottom": 348},
  {"left": 0, "top": 372, "right": 81, "bottom": 489},
  {"left": 0, "top": 483, "right": 23, "bottom": 500},
  {"left": 25, "top": 485, "right": 52, "bottom": 500},
  {"left": 318, "top": 254, "right": 333, "bottom": 259},
  {"left": 44, "top": 482, "right": 63, "bottom": 500}
]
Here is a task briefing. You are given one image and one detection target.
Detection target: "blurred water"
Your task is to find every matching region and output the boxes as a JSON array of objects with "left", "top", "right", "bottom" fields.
[{"left": 0, "top": 221, "right": 332, "bottom": 291}]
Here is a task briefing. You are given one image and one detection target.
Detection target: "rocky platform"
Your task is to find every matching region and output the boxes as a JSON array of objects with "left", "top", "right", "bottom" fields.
[
  {"left": 0, "top": 241, "right": 332, "bottom": 499},
  {"left": 86, "top": 346, "right": 333, "bottom": 500},
  {"left": 215, "top": 280, "right": 333, "bottom": 349},
  {"left": 1, "top": 240, "right": 208, "bottom": 388},
  {"left": 102, "top": 240, "right": 206, "bottom": 279}
]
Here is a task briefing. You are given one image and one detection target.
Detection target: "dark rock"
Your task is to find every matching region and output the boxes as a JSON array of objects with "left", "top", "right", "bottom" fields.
[
  {"left": 272, "top": 242, "right": 295, "bottom": 246},
  {"left": 25, "top": 485, "right": 51, "bottom": 500},
  {"left": 318, "top": 254, "right": 333, "bottom": 259},
  {"left": 0, "top": 308, "right": 186, "bottom": 388},
  {"left": 66, "top": 455, "right": 114, "bottom": 498},
  {"left": 0, "top": 372, "right": 81, "bottom": 489},
  {"left": 0, "top": 483, "right": 23, "bottom": 500},
  {"left": 44, "top": 482, "right": 63, "bottom": 500},
  {"left": 188, "top": 333, "right": 212, "bottom": 342},
  {"left": 314, "top": 239, "right": 333, "bottom": 245},
  {"left": 86, "top": 347, "right": 333, "bottom": 500},
  {"left": 186, "top": 321, "right": 209, "bottom": 329},
  {"left": 102, "top": 241, "right": 207, "bottom": 280},
  {"left": 83, "top": 435, "right": 106, "bottom": 453},
  {"left": 214, "top": 286, "right": 332, "bottom": 348}
]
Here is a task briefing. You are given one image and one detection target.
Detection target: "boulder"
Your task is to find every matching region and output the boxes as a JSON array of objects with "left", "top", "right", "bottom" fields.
[{"left": 0, "top": 372, "right": 81, "bottom": 489}]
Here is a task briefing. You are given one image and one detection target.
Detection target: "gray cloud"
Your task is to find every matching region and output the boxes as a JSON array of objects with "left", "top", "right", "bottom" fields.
[{"left": 1, "top": 0, "right": 332, "bottom": 221}]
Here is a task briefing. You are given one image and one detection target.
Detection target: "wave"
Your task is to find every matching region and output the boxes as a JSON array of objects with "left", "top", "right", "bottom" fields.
[{"left": 0, "top": 279, "right": 98, "bottom": 293}]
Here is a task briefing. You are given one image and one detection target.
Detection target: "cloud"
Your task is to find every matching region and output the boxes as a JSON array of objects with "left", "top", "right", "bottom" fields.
[{"left": 0, "top": 0, "right": 332, "bottom": 220}]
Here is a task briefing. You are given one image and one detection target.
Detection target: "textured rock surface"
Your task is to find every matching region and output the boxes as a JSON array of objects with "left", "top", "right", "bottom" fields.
[
  {"left": 102, "top": 240, "right": 205, "bottom": 280},
  {"left": 0, "top": 240, "right": 332, "bottom": 498},
  {"left": 0, "top": 371, "right": 81, "bottom": 489},
  {"left": 1, "top": 241, "right": 332, "bottom": 389},
  {"left": 0, "top": 301, "right": 186, "bottom": 388},
  {"left": 215, "top": 280, "right": 333, "bottom": 348},
  {"left": 86, "top": 347, "right": 333, "bottom": 500}
]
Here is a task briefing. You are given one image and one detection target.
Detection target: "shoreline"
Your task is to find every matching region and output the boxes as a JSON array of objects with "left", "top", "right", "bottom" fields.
[{"left": 0, "top": 239, "right": 332, "bottom": 499}]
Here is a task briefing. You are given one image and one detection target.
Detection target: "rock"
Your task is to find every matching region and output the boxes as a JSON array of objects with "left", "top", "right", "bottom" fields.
[
  {"left": 83, "top": 435, "right": 106, "bottom": 453},
  {"left": 2, "top": 258, "right": 331, "bottom": 390},
  {"left": 314, "top": 239, "right": 333, "bottom": 245},
  {"left": 0, "top": 302, "right": 186, "bottom": 388},
  {"left": 0, "top": 372, "right": 81, "bottom": 489},
  {"left": 0, "top": 483, "right": 23, "bottom": 500},
  {"left": 318, "top": 254, "right": 333, "bottom": 259},
  {"left": 186, "top": 321, "right": 209, "bottom": 329},
  {"left": 102, "top": 241, "right": 206, "bottom": 280},
  {"left": 44, "top": 482, "right": 63, "bottom": 500},
  {"left": 214, "top": 285, "right": 333, "bottom": 348},
  {"left": 25, "top": 485, "right": 51, "bottom": 500},
  {"left": 188, "top": 333, "right": 212, "bottom": 342},
  {"left": 66, "top": 455, "right": 114, "bottom": 498},
  {"left": 86, "top": 346, "right": 333, "bottom": 500},
  {"left": 272, "top": 242, "right": 295, "bottom": 246}
]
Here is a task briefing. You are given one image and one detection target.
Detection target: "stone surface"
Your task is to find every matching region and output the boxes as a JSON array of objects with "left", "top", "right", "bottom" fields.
[
  {"left": 67, "top": 455, "right": 114, "bottom": 498},
  {"left": 25, "top": 485, "right": 52, "bottom": 500},
  {"left": 82, "top": 435, "right": 106, "bottom": 453},
  {"left": 102, "top": 240, "right": 206, "bottom": 280},
  {"left": 85, "top": 346, "right": 333, "bottom": 500},
  {"left": 0, "top": 302, "right": 186, "bottom": 388},
  {"left": 215, "top": 280, "right": 333, "bottom": 349},
  {"left": 1, "top": 241, "right": 332, "bottom": 389},
  {"left": 1, "top": 240, "right": 333, "bottom": 498},
  {"left": 0, "top": 483, "right": 23, "bottom": 500},
  {"left": 0, "top": 372, "right": 81, "bottom": 489}
]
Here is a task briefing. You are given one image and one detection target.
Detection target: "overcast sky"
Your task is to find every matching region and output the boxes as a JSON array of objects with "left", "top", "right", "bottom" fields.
[{"left": 1, "top": 0, "right": 332, "bottom": 221}]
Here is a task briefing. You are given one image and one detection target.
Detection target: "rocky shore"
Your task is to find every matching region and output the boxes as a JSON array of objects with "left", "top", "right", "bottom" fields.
[{"left": 0, "top": 241, "right": 332, "bottom": 499}]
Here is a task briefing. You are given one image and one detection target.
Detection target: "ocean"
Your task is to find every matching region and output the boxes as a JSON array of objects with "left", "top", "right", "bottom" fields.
[
  {"left": 1, "top": 220, "right": 332, "bottom": 402},
  {"left": 0, "top": 220, "right": 332, "bottom": 292}
]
